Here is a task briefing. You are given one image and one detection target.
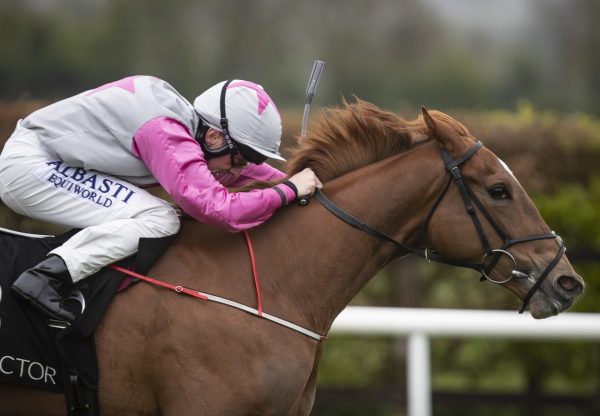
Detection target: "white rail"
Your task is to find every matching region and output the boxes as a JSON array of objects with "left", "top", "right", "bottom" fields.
[{"left": 330, "top": 307, "right": 600, "bottom": 416}]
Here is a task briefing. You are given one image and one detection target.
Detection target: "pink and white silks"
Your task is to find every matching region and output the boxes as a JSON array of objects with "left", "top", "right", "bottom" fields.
[{"left": 0, "top": 76, "right": 295, "bottom": 281}]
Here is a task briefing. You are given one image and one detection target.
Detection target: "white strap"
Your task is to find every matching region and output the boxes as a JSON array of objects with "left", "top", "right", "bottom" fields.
[
  {"left": 0, "top": 226, "right": 54, "bottom": 239},
  {"left": 202, "top": 292, "right": 326, "bottom": 341}
]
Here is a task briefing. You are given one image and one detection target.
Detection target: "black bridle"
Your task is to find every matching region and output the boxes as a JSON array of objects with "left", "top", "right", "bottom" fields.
[{"left": 314, "top": 140, "right": 566, "bottom": 314}]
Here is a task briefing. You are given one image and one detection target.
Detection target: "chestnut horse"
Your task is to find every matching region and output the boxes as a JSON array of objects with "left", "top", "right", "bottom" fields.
[{"left": 0, "top": 102, "right": 584, "bottom": 415}]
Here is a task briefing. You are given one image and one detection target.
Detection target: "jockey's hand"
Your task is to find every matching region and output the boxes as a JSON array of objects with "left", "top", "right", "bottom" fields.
[{"left": 288, "top": 168, "right": 323, "bottom": 197}]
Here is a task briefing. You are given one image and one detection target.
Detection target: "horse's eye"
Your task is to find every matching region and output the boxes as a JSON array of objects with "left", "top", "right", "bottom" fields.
[{"left": 488, "top": 185, "right": 510, "bottom": 199}]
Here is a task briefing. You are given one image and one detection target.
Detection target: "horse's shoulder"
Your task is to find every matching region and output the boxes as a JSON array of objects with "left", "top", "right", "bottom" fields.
[{"left": 178, "top": 219, "right": 237, "bottom": 243}]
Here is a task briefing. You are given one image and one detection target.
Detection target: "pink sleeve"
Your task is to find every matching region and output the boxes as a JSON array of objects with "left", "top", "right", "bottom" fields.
[
  {"left": 226, "top": 163, "right": 286, "bottom": 187},
  {"left": 132, "top": 117, "right": 295, "bottom": 231},
  {"left": 216, "top": 163, "right": 286, "bottom": 188}
]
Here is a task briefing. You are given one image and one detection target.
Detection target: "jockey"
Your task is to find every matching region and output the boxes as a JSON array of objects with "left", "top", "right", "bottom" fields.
[{"left": 0, "top": 76, "right": 322, "bottom": 322}]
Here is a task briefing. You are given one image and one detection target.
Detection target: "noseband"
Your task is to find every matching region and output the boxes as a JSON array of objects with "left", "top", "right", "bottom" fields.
[{"left": 314, "top": 141, "right": 566, "bottom": 314}]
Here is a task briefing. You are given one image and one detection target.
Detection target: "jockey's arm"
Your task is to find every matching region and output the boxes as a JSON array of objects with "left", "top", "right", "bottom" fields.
[
  {"left": 132, "top": 117, "right": 296, "bottom": 231},
  {"left": 218, "top": 162, "right": 286, "bottom": 188}
]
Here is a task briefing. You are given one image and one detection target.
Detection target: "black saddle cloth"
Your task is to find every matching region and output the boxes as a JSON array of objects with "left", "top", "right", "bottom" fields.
[{"left": 0, "top": 228, "right": 173, "bottom": 415}]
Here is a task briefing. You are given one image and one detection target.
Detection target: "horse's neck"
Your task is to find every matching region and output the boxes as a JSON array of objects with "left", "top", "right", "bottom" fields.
[
  {"left": 161, "top": 143, "right": 445, "bottom": 338},
  {"left": 260, "top": 142, "right": 445, "bottom": 334}
]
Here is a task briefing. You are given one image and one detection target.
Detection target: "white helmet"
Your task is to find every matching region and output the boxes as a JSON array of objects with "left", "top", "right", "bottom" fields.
[{"left": 193, "top": 80, "right": 284, "bottom": 161}]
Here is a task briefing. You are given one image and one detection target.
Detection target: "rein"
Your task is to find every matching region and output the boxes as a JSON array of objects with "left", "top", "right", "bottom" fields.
[
  {"left": 314, "top": 140, "right": 565, "bottom": 314},
  {"left": 109, "top": 230, "right": 326, "bottom": 342}
]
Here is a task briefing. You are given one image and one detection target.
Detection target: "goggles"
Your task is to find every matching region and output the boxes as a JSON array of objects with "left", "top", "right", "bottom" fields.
[{"left": 196, "top": 80, "right": 267, "bottom": 165}]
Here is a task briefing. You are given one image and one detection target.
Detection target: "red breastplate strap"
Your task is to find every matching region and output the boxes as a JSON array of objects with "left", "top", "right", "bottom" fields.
[{"left": 108, "top": 230, "right": 326, "bottom": 340}]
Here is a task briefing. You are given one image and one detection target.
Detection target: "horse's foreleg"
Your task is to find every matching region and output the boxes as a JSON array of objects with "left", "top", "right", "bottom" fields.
[{"left": 287, "top": 345, "right": 323, "bottom": 416}]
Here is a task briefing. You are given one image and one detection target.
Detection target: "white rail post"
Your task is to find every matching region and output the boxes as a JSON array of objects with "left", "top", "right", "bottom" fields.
[
  {"left": 331, "top": 307, "right": 600, "bottom": 416},
  {"left": 407, "top": 332, "right": 431, "bottom": 416}
]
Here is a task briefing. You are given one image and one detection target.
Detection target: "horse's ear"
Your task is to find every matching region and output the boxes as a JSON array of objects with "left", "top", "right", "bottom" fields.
[
  {"left": 421, "top": 106, "right": 469, "bottom": 156},
  {"left": 421, "top": 106, "right": 437, "bottom": 135}
]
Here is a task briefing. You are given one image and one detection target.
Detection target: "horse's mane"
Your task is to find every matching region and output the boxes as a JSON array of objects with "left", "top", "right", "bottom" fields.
[
  {"left": 234, "top": 99, "right": 470, "bottom": 191},
  {"left": 286, "top": 98, "right": 431, "bottom": 181}
]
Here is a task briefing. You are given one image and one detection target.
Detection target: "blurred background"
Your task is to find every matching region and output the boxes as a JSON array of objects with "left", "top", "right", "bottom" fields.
[{"left": 1, "top": 0, "right": 600, "bottom": 415}]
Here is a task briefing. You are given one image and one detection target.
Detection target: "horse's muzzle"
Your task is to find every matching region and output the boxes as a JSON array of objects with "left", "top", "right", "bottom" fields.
[
  {"left": 552, "top": 274, "right": 585, "bottom": 310},
  {"left": 556, "top": 274, "right": 584, "bottom": 295},
  {"left": 531, "top": 272, "right": 585, "bottom": 318}
]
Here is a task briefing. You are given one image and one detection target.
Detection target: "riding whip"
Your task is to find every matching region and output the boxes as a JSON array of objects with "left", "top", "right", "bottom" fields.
[{"left": 298, "top": 59, "right": 325, "bottom": 206}]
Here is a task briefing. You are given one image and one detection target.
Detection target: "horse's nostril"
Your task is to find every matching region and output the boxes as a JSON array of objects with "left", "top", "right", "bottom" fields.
[{"left": 557, "top": 275, "right": 583, "bottom": 294}]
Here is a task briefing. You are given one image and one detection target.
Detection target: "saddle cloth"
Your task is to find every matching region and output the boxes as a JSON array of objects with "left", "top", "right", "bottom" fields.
[{"left": 0, "top": 227, "right": 173, "bottom": 414}]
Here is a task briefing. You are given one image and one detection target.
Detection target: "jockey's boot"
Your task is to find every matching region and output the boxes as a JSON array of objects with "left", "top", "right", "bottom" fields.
[{"left": 11, "top": 255, "right": 77, "bottom": 322}]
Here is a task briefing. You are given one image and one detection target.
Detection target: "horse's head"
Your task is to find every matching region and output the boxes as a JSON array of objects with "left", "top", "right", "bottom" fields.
[{"left": 420, "top": 107, "right": 584, "bottom": 318}]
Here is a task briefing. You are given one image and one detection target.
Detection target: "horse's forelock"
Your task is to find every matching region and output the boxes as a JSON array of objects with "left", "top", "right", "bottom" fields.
[{"left": 285, "top": 98, "right": 420, "bottom": 181}]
